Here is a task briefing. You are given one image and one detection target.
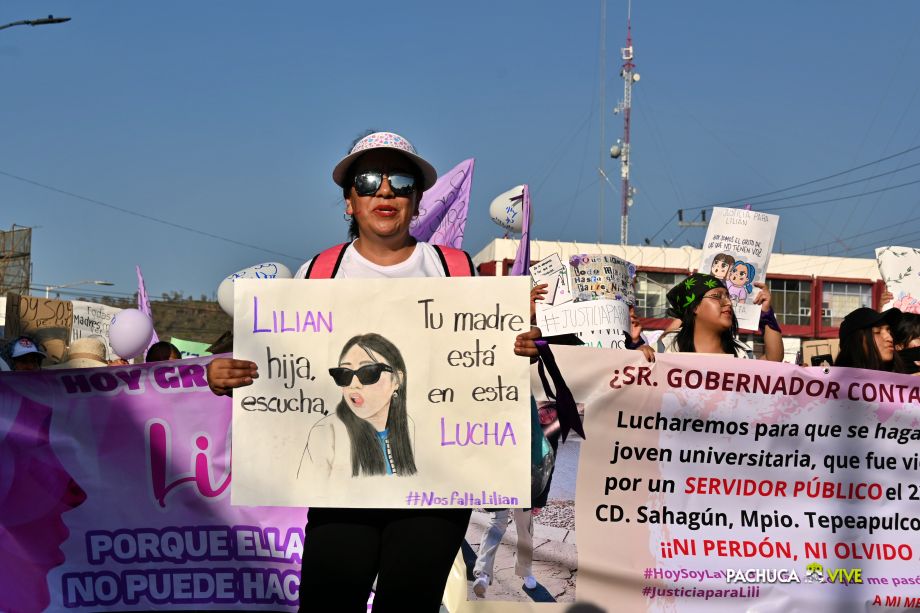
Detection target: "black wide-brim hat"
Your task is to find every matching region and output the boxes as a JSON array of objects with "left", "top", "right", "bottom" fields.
[{"left": 838, "top": 307, "right": 901, "bottom": 341}]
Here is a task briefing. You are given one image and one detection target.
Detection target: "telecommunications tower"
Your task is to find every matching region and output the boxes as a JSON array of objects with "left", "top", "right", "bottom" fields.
[{"left": 610, "top": 1, "right": 639, "bottom": 245}]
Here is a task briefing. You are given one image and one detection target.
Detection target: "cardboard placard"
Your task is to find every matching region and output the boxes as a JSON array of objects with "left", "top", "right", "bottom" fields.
[
  {"left": 699, "top": 208, "right": 779, "bottom": 330},
  {"left": 876, "top": 246, "right": 920, "bottom": 313},
  {"left": 232, "top": 277, "right": 531, "bottom": 509},
  {"left": 4, "top": 293, "right": 73, "bottom": 362}
]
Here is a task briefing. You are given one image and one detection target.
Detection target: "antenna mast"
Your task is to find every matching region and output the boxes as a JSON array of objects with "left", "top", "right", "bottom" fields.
[
  {"left": 598, "top": 0, "right": 606, "bottom": 243},
  {"left": 612, "top": 0, "right": 639, "bottom": 245}
]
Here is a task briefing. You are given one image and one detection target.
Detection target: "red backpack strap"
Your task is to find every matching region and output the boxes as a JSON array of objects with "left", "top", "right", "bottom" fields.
[
  {"left": 432, "top": 245, "right": 475, "bottom": 277},
  {"left": 305, "top": 243, "right": 349, "bottom": 279}
]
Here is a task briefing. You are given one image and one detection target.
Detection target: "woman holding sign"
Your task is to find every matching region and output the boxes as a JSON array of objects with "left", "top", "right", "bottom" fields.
[
  {"left": 657, "top": 273, "right": 783, "bottom": 360},
  {"left": 206, "top": 131, "right": 541, "bottom": 612}
]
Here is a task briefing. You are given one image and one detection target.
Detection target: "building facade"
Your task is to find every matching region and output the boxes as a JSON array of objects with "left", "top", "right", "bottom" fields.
[{"left": 473, "top": 239, "right": 887, "bottom": 361}]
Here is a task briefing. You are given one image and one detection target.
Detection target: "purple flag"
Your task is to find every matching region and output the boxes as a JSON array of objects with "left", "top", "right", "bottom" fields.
[
  {"left": 410, "top": 158, "right": 474, "bottom": 249},
  {"left": 136, "top": 265, "right": 160, "bottom": 348},
  {"left": 510, "top": 184, "right": 531, "bottom": 276}
]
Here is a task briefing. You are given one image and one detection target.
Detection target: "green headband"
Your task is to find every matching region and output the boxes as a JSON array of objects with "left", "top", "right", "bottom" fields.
[{"left": 666, "top": 273, "right": 723, "bottom": 318}]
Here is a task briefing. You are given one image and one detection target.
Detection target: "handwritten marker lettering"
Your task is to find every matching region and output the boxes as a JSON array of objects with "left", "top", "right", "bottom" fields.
[{"left": 251, "top": 296, "right": 333, "bottom": 334}]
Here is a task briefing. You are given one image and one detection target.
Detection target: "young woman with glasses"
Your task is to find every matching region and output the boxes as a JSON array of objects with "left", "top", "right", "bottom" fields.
[
  {"left": 206, "top": 131, "right": 540, "bottom": 612},
  {"left": 655, "top": 273, "right": 784, "bottom": 360}
]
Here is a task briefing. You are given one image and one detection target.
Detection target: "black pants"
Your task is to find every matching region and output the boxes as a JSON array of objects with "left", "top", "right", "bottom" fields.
[{"left": 298, "top": 507, "right": 472, "bottom": 613}]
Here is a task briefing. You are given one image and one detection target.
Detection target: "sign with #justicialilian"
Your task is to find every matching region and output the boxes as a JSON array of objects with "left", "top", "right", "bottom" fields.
[{"left": 231, "top": 277, "right": 531, "bottom": 508}]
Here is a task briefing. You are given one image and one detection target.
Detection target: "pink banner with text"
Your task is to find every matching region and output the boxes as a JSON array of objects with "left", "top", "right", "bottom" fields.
[
  {"left": 0, "top": 357, "right": 307, "bottom": 612},
  {"left": 551, "top": 347, "right": 920, "bottom": 611}
]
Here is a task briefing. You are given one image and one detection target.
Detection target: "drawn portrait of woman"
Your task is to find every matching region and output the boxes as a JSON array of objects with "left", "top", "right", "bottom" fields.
[{"left": 299, "top": 333, "right": 416, "bottom": 479}]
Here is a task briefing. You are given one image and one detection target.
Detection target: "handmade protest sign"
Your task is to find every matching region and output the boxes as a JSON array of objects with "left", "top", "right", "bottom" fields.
[
  {"left": 530, "top": 254, "right": 634, "bottom": 344},
  {"left": 567, "top": 253, "right": 636, "bottom": 347},
  {"left": 535, "top": 298, "right": 630, "bottom": 341},
  {"left": 232, "top": 277, "right": 531, "bottom": 508},
  {"left": 530, "top": 253, "right": 574, "bottom": 311},
  {"left": 3, "top": 293, "right": 73, "bottom": 362},
  {"left": 0, "top": 359, "right": 309, "bottom": 612},
  {"left": 70, "top": 300, "right": 121, "bottom": 359},
  {"left": 541, "top": 345, "right": 920, "bottom": 611},
  {"left": 569, "top": 253, "right": 636, "bottom": 304},
  {"left": 699, "top": 208, "right": 779, "bottom": 330},
  {"left": 876, "top": 246, "right": 920, "bottom": 313}
]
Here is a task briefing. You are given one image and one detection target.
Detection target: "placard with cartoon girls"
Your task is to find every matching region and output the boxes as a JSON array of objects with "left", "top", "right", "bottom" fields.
[{"left": 698, "top": 207, "right": 779, "bottom": 331}]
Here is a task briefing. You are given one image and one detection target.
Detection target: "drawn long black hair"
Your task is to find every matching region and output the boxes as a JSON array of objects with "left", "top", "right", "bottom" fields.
[{"left": 336, "top": 333, "right": 417, "bottom": 477}]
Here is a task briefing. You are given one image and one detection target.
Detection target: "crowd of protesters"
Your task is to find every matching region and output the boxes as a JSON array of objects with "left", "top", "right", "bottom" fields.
[
  {"left": 0, "top": 336, "right": 181, "bottom": 371},
  {"left": 1, "top": 129, "right": 918, "bottom": 613}
]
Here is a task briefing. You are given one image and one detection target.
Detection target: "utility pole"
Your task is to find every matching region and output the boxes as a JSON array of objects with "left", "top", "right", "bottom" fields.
[
  {"left": 598, "top": 0, "right": 606, "bottom": 243},
  {"left": 611, "top": 0, "right": 639, "bottom": 246},
  {"left": 677, "top": 209, "right": 708, "bottom": 228}
]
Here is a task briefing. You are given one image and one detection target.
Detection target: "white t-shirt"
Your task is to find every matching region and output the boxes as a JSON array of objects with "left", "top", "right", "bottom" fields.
[{"left": 294, "top": 241, "right": 453, "bottom": 279}]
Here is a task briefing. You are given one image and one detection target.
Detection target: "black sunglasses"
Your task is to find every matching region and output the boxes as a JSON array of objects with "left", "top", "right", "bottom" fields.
[
  {"left": 353, "top": 171, "right": 417, "bottom": 197},
  {"left": 329, "top": 363, "right": 394, "bottom": 386}
]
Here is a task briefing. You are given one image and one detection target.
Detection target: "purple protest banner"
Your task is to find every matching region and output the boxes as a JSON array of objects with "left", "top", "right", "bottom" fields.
[
  {"left": 410, "top": 158, "right": 474, "bottom": 249},
  {"left": 136, "top": 265, "right": 160, "bottom": 350},
  {"left": 0, "top": 358, "right": 311, "bottom": 611},
  {"left": 509, "top": 184, "right": 531, "bottom": 276}
]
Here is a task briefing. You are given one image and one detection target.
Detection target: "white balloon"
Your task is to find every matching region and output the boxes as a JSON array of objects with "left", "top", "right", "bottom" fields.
[
  {"left": 108, "top": 309, "right": 154, "bottom": 359},
  {"left": 217, "top": 262, "right": 293, "bottom": 316},
  {"left": 489, "top": 185, "right": 526, "bottom": 233}
]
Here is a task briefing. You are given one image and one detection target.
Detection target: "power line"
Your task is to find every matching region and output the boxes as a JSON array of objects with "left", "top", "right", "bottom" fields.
[
  {"left": 28, "top": 286, "right": 226, "bottom": 311},
  {"left": 644, "top": 211, "right": 677, "bottom": 244},
  {"left": 796, "top": 211, "right": 920, "bottom": 254},
  {"left": 0, "top": 169, "right": 305, "bottom": 261},
  {"left": 647, "top": 160, "right": 920, "bottom": 250},
  {"left": 824, "top": 226, "right": 920, "bottom": 259},
  {"left": 533, "top": 102, "right": 597, "bottom": 196},
  {"left": 557, "top": 64, "right": 601, "bottom": 238},
  {"left": 761, "top": 177, "right": 920, "bottom": 213},
  {"left": 743, "top": 160, "right": 920, "bottom": 207},
  {"left": 680, "top": 143, "right": 920, "bottom": 212}
]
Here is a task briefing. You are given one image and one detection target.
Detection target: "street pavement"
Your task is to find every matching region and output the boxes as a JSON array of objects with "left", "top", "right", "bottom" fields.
[{"left": 461, "top": 437, "right": 582, "bottom": 603}]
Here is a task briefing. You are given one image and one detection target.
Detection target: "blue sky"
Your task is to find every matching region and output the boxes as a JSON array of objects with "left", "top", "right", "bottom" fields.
[{"left": 2, "top": 1, "right": 920, "bottom": 300}]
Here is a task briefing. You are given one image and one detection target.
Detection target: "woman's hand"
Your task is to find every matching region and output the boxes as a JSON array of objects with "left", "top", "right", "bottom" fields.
[
  {"left": 753, "top": 281, "right": 772, "bottom": 312},
  {"left": 206, "top": 357, "right": 259, "bottom": 396},
  {"left": 530, "top": 283, "right": 548, "bottom": 322},
  {"left": 637, "top": 344, "right": 655, "bottom": 363},
  {"left": 629, "top": 307, "right": 644, "bottom": 344},
  {"left": 753, "top": 282, "right": 785, "bottom": 362},
  {"left": 515, "top": 326, "right": 543, "bottom": 360},
  {"left": 881, "top": 290, "right": 894, "bottom": 305}
]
